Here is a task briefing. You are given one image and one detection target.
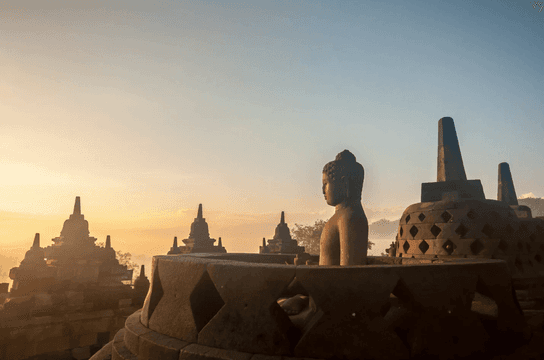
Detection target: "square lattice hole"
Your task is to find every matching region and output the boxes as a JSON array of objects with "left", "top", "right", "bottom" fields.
[
  {"left": 441, "top": 211, "right": 453, "bottom": 223},
  {"left": 419, "top": 240, "right": 430, "bottom": 254},
  {"left": 481, "top": 224, "right": 494, "bottom": 238},
  {"left": 443, "top": 239, "right": 455, "bottom": 255},
  {"left": 470, "top": 239, "right": 484, "bottom": 255},
  {"left": 455, "top": 224, "right": 468, "bottom": 238},
  {"left": 431, "top": 225, "right": 442, "bottom": 238}
]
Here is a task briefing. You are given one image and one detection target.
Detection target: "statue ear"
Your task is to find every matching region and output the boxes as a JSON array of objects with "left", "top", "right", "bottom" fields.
[{"left": 343, "top": 177, "right": 350, "bottom": 198}]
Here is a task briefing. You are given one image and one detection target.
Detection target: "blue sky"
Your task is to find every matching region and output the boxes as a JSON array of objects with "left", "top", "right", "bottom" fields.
[{"left": 0, "top": 0, "right": 543, "bottom": 255}]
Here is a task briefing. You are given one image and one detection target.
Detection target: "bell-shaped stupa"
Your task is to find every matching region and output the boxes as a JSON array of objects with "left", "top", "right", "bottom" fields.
[{"left": 259, "top": 211, "right": 305, "bottom": 254}]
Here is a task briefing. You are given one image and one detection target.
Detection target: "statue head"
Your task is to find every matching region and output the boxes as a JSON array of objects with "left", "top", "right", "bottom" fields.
[{"left": 322, "top": 150, "right": 365, "bottom": 206}]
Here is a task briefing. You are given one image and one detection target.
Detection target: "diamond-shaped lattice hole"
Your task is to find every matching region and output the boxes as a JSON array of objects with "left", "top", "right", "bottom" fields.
[
  {"left": 431, "top": 225, "right": 442, "bottom": 238},
  {"left": 515, "top": 257, "right": 523, "bottom": 273},
  {"left": 498, "top": 240, "right": 509, "bottom": 252},
  {"left": 405, "top": 214, "right": 411, "bottom": 224},
  {"left": 443, "top": 239, "right": 456, "bottom": 255},
  {"left": 530, "top": 233, "right": 536, "bottom": 242},
  {"left": 190, "top": 270, "right": 225, "bottom": 332},
  {"left": 470, "top": 239, "right": 484, "bottom": 255},
  {"left": 466, "top": 209, "right": 477, "bottom": 220},
  {"left": 419, "top": 240, "right": 430, "bottom": 254},
  {"left": 455, "top": 224, "right": 469, "bottom": 238},
  {"left": 529, "top": 260, "right": 534, "bottom": 267},
  {"left": 418, "top": 213, "right": 426, "bottom": 222},
  {"left": 441, "top": 211, "right": 453, "bottom": 223},
  {"left": 505, "top": 224, "right": 515, "bottom": 234},
  {"left": 535, "top": 254, "right": 542, "bottom": 263},
  {"left": 518, "top": 242, "right": 523, "bottom": 250},
  {"left": 399, "top": 227, "right": 404, "bottom": 237},
  {"left": 526, "top": 243, "right": 532, "bottom": 252},
  {"left": 403, "top": 241, "right": 410, "bottom": 253},
  {"left": 409, "top": 226, "right": 419, "bottom": 238},
  {"left": 481, "top": 224, "right": 494, "bottom": 238}
]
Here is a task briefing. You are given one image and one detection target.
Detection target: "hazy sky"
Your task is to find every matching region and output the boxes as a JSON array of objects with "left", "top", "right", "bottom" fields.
[{"left": 1, "top": 1, "right": 543, "bottom": 258}]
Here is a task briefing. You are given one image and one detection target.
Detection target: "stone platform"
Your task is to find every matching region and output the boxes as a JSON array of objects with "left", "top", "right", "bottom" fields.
[{"left": 91, "top": 253, "right": 527, "bottom": 360}]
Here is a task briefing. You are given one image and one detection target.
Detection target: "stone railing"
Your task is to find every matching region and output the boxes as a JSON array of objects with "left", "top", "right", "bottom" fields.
[{"left": 93, "top": 253, "right": 527, "bottom": 360}]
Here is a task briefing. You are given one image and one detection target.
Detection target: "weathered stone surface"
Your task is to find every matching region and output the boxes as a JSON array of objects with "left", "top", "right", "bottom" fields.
[
  {"left": 294, "top": 266, "right": 407, "bottom": 360},
  {"left": 89, "top": 340, "right": 113, "bottom": 360},
  {"left": 124, "top": 310, "right": 150, "bottom": 354},
  {"left": 146, "top": 256, "right": 222, "bottom": 342},
  {"left": 179, "top": 343, "right": 253, "bottom": 360},
  {"left": 198, "top": 261, "right": 296, "bottom": 355},
  {"left": 138, "top": 330, "right": 188, "bottom": 360},
  {"left": 140, "top": 257, "right": 163, "bottom": 327},
  {"left": 421, "top": 179, "right": 486, "bottom": 202}
]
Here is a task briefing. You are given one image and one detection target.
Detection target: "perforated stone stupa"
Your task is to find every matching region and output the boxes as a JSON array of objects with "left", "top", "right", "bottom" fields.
[
  {"left": 167, "top": 204, "right": 227, "bottom": 254},
  {"left": 396, "top": 117, "right": 544, "bottom": 299},
  {"left": 260, "top": 211, "right": 305, "bottom": 254}
]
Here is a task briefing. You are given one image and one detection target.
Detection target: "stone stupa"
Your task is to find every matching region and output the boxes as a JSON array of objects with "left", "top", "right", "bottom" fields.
[
  {"left": 167, "top": 204, "right": 227, "bottom": 254},
  {"left": 260, "top": 211, "right": 305, "bottom": 254}
]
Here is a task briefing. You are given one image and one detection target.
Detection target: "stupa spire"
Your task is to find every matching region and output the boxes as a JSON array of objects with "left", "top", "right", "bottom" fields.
[
  {"left": 280, "top": 211, "right": 285, "bottom": 224},
  {"left": 139, "top": 265, "right": 146, "bottom": 278},
  {"left": 197, "top": 204, "right": 203, "bottom": 219},
  {"left": 73, "top": 196, "right": 81, "bottom": 215},
  {"left": 218, "top": 237, "right": 222, "bottom": 247},
  {"left": 106, "top": 235, "right": 111, "bottom": 249},
  {"left": 173, "top": 236, "right": 178, "bottom": 248},
  {"left": 437, "top": 117, "right": 467, "bottom": 182},
  {"left": 263, "top": 237, "right": 266, "bottom": 247},
  {"left": 498, "top": 162, "right": 519, "bottom": 205},
  {"left": 32, "top": 233, "right": 40, "bottom": 248}
]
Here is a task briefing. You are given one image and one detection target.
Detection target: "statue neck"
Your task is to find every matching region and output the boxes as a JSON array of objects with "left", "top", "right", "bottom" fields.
[{"left": 335, "top": 198, "right": 363, "bottom": 212}]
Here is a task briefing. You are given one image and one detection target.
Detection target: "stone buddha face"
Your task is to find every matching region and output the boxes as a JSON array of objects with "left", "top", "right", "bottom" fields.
[{"left": 322, "top": 172, "right": 347, "bottom": 206}]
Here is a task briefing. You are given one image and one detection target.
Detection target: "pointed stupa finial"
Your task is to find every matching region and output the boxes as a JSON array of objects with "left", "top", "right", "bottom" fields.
[
  {"left": 218, "top": 237, "right": 222, "bottom": 247},
  {"left": 106, "top": 235, "right": 111, "bottom": 249},
  {"left": 437, "top": 117, "right": 467, "bottom": 182},
  {"left": 140, "top": 265, "right": 146, "bottom": 278},
  {"left": 73, "top": 196, "right": 81, "bottom": 215},
  {"left": 263, "top": 237, "right": 266, "bottom": 247},
  {"left": 498, "top": 162, "right": 519, "bottom": 205},
  {"left": 197, "top": 204, "right": 203, "bottom": 219},
  {"left": 33, "top": 233, "right": 40, "bottom": 248},
  {"left": 280, "top": 211, "right": 285, "bottom": 224},
  {"left": 173, "top": 236, "right": 178, "bottom": 247}
]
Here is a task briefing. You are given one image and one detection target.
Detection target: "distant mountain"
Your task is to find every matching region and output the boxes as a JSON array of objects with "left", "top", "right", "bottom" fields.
[
  {"left": 518, "top": 197, "right": 544, "bottom": 217},
  {"left": 369, "top": 218, "right": 400, "bottom": 238}
]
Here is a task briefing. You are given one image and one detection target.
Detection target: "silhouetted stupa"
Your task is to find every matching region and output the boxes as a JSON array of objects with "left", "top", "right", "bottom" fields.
[
  {"left": 259, "top": 211, "right": 305, "bottom": 254},
  {"left": 167, "top": 204, "right": 227, "bottom": 254}
]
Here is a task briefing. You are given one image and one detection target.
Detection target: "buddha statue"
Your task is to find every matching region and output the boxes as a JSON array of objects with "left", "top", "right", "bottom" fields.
[
  {"left": 278, "top": 150, "right": 369, "bottom": 324},
  {"left": 320, "top": 149, "right": 368, "bottom": 265}
]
